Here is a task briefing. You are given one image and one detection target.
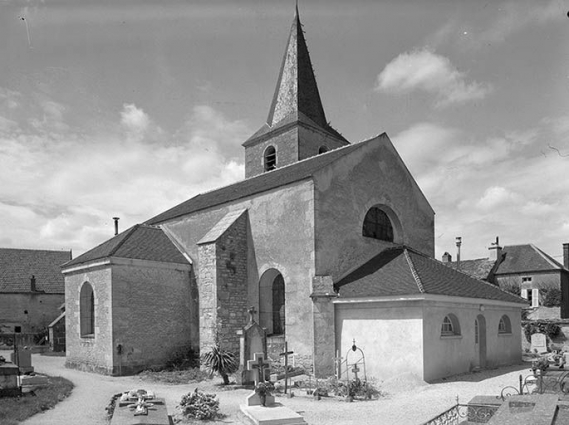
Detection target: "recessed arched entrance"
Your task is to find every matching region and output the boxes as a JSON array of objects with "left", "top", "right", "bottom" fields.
[
  {"left": 474, "top": 315, "right": 487, "bottom": 368},
  {"left": 258, "top": 268, "right": 285, "bottom": 335}
]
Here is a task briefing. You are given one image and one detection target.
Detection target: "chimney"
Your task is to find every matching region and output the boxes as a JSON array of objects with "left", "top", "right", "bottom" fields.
[
  {"left": 442, "top": 252, "right": 452, "bottom": 263},
  {"left": 455, "top": 237, "right": 462, "bottom": 269},
  {"left": 563, "top": 243, "right": 569, "bottom": 269},
  {"left": 488, "top": 236, "right": 502, "bottom": 262},
  {"left": 113, "top": 217, "right": 120, "bottom": 236},
  {"left": 30, "top": 275, "right": 36, "bottom": 292}
]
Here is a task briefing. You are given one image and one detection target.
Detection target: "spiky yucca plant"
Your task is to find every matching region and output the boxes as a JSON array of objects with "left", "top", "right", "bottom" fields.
[{"left": 201, "top": 345, "right": 238, "bottom": 385}]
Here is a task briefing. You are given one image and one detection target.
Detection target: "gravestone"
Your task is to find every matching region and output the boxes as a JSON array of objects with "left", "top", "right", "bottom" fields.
[
  {"left": 245, "top": 353, "right": 274, "bottom": 407},
  {"left": 236, "top": 306, "right": 267, "bottom": 385},
  {"left": 111, "top": 390, "right": 169, "bottom": 425},
  {"left": 0, "top": 362, "right": 20, "bottom": 397},
  {"left": 531, "top": 333, "right": 548, "bottom": 354},
  {"left": 10, "top": 346, "right": 33, "bottom": 374}
]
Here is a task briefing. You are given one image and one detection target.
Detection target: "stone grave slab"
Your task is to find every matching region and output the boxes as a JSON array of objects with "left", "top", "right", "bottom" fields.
[
  {"left": 0, "top": 362, "right": 20, "bottom": 397},
  {"left": 486, "top": 394, "right": 559, "bottom": 425},
  {"left": 111, "top": 392, "right": 169, "bottom": 425},
  {"left": 531, "top": 333, "right": 548, "bottom": 354},
  {"left": 240, "top": 404, "right": 307, "bottom": 425},
  {"left": 11, "top": 347, "right": 33, "bottom": 374}
]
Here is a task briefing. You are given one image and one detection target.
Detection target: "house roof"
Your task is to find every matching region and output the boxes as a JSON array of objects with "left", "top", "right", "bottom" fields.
[
  {"left": 336, "top": 247, "right": 525, "bottom": 304},
  {"left": 63, "top": 224, "right": 190, "bottom": 268},
  {"left": 0, "top": 248, "right": 71, "bottom": 294},
  {"left": 146, "top": 136, "right": 377, "bottom": 225},
  {"left": 444, "top": 258, "right": 496, "bottom": 281},
  {"left": 496, "top": 244, "right": 566, "bottom": 275}
]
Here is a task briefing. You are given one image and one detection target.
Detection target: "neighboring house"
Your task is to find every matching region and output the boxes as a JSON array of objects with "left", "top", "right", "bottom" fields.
[
  {"left": 442, "top": 242, "right": 569, "bottom": 318},
  {"left": 62, "top": 7, "right": 525, "bottom": 381},
  {"left": 0, "top": 248, "right": 72, "bottom": 335}
]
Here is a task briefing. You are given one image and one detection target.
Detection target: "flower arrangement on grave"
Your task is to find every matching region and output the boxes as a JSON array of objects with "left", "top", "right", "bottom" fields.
[
  {"left": 532, "top": 357, "right": 550, "bottom": 374},
  {"left": 177, "top": 388, "right": 220, "bottom": 420},
  {"left": 254, "top": 381, "right": 273, "bottom": 406}
]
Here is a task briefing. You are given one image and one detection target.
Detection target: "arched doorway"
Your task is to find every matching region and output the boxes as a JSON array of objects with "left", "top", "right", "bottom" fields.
[
  {"left": 474, "top": 315, "right": 487, "bottom": 368},
  {"left": 259, "top": 269, "right": 285, "bottom": 335}
]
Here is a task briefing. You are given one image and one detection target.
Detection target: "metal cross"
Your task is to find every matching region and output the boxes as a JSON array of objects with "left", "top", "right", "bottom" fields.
[
  {"left": 351, "top": 364, "right": 360, "bottom": 381},
  {"left": 279, "top": 341, "right": 294, "bottom": 394}
]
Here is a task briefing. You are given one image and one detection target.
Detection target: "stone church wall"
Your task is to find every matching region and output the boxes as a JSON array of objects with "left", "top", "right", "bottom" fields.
[{"left": 313, "top": 134, "right": 435, "bottom": 282}]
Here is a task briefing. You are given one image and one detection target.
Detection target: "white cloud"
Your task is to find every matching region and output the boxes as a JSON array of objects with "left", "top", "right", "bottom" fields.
[
  {"left": 0, "top": 97, "right": 251, "bottom": 255},
  {"left": 375, "top": 49, "right": 491, "bottom": 107}
]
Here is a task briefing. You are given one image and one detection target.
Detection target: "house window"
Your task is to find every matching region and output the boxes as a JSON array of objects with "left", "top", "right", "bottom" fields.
[
  {"left": 14, "top": 326, "right": 21, "bottom": 333},
  {"left": 441, "top": 314, "right": 461, "bottom": 337},
  {"left": 362, "top": 207, "right": 394, "bottom": 242},
  {"left": 318, "top": 146, "right": 329, "bottom": 154},
  {"left": 498, "top": 315, "right": 512, "bottom": 334},
  {"left": 80, "top": 282, "right": 95, "bottom": 337},
  {"left": 522, "top": 277, "right": 532, "bottom": 283},
  {"left": 475, "top": 319, "right": 479, "bottom": 343},
  {"left": 264, "top": 146, "right": 277, "bottom": 171}
]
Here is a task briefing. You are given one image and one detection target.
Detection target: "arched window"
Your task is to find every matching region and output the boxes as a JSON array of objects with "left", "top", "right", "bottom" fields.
[
  {"left": 264, "top": 146, "right": 277, "bottom": 171},
  {"left": 498, "top": 315, "right": 511, "bottom": 334},
  {"left": 363, "top": 207, "right": 394, "bottom": 242},
  {"left": 272, "top": 274, "right": 285, "bottom": 335},
  {"left": 80, "top": 282, "right": 95, "bottom": 337},
  {"left": 441, "top": 314, "right": 461, "bottom": 337},
  {"left": 318, "top": 146, "right": 329, "bottom": 154}
]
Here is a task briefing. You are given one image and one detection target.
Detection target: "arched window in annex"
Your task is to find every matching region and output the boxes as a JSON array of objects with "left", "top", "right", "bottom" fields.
[
  {"left": 264, "top": 146, "right": 277, "bottom": 172},
  {"left": 363, "top": 206, "right": 394, "bottom": 242},
  {"left": 441, "top": 314, "right": 461, "bottom": 337},
  {"left": 318, "top": 145, "right": 329, "bottom": 154},
  {"left": 259, "top": 268, "right": 286, "bottom": 336},
  {"left": 498, "top": 315, "right": 512, "bottom": 334},
  {"left": 80, "top": 282, "right": 95, "bottom": 337}
]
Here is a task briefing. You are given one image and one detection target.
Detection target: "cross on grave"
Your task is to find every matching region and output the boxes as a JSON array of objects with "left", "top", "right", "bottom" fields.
[
  {"left": 247, "top": 352, "right": 271, "bottom": 386},
  {"left": 248, "top": 306, "right": 257, "bottom": 324},
  {"left": 279, "top": 341, "right": 294, "bottom": 394},
  {"left": 351, "top": 364, "right": 360, "bottom": 381}
]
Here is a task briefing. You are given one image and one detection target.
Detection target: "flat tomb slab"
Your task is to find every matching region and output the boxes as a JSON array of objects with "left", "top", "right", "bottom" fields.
[
  {"left": 111, "top": 398, "right": 169, "bottom": 425},
  {"left": 240, "top": 404, "right": 307, "bottom": 425}
]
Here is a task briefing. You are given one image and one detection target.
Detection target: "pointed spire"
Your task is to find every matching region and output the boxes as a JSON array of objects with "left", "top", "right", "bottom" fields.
[{"left": 266, "top": 5, "right": 327, "bottom": 128}]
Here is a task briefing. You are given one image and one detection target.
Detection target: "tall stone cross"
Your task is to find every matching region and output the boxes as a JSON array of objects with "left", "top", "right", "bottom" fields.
[
  {"left": 248, "top": 306, "right": 257, "bottom": 324},
  {"left": 279, "top": 341, "right": 294, "bottom": 394},
  {"left": 247, "top": 352, "right": 271, "bottom": 386}
]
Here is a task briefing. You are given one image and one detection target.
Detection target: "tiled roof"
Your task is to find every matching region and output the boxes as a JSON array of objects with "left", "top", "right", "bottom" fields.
[
  {"left": 0, "top": 248, "right": 71, "bottom": 294},
  {"left": 445, "top": 258, "right": 496, "bottom": 281},
  {"left": 146, "top": 137, "right": 377, "bottom": 225},
  {"left": 63, "top": 225, "right": 190, "bottom": 268},
  {"left": 496, "top": 244, "right": 566, "bottom": 274},
  {"left": 336, "top": 247, "right": 525, "bottom": 304}
]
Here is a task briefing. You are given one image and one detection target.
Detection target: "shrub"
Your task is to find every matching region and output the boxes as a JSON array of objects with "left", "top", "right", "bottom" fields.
[
  {"left": 201, "top": 345, "right": 238, "bottom": 385},
  {"left": 177, "top": 389, "right": 220, "bottom": 420},
  {"left": 523, "top": 321, "right": 561, "bottom": 342},
  {"left": 541, "top": 288, "right": 562, "bottom": 307},
  {"left": 165, "top": 346, "right": 200, "bottom": 371},
  {"left": 320, "top": 377, "right": 384, "bottom": 400}
]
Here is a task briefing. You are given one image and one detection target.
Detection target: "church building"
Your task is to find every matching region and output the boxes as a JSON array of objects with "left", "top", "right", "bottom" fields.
[{"left": 62, "top": 8, "right": 525, "bottom": 381}]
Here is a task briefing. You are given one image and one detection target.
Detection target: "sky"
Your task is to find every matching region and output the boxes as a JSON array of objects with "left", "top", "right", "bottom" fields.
[{"left": 1, "top": 0, "right": 568, "bottom": 263}]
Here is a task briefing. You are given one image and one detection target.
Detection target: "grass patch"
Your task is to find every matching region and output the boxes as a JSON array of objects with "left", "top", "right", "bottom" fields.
[
  {"left": 0, "top": 376, "right": 73, "bottom": 425},
  {"left": 138, "top": 368, "right": 211, "bottom": 385}
]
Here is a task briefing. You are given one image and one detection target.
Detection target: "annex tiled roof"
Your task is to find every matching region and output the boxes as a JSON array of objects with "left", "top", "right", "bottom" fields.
[
  {"left": 445, "top": 258, "right": 496, "bottom": 281},
  {"left": 63, "top": 224, "right": 189, "bottom": 268},
  {"left": 496, "top": 244, "right": 566, "bottom": 274},
  {"left": 146, "top": 137, "right": 377, "bottom": 225},
  {"left": 0, "top": 248, "right": 71, "bottom": 294},
  {"left": 336, "top": 247, "right": 524, "bottom": 304}
]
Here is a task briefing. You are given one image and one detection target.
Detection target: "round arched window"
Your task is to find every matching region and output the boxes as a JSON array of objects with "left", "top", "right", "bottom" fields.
[
  {"left": 264, "top": 146, "right": 277, "bottom": 171},
  {"left": 362, "top": 207, "right": 394, "bottom": 242}
]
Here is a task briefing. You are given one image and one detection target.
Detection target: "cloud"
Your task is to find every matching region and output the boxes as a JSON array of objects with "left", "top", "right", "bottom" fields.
[
  {"left": 392, "top": 119, "right": 569, "bottom": 261},
  {"left": 0, "top": 95, "right": 251, "bottom": 255},
  {"left": 375, "top": 49, "right": 491, "bottom": 107}
]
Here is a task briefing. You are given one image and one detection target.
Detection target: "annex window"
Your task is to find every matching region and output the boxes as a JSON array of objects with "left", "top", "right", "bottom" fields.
[
  {"left": 272, "top": 274, "right": 285, "bottom": 335},
  {"left": 363, "top": 207, "right": 394, "bottom": 242},
  {"left": 264, "top": 146, "right": 277, "bottom": 171},
  {"left": 318, "top": 146, "right": 329, "bottom": 154},
  {"left": 80, "top": 282, "right": 95, "bottom": 337},
  {"left": 498, "top": 315, "right": 512, "bottom": 334},
  {"left": 441, "top": 314, "right": 461, "bottom": 337}
]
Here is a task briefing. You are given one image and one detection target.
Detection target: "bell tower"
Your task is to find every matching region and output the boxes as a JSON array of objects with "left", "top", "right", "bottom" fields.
[{"left": 243, "top": 5, "right": 349, "bottom": 178}]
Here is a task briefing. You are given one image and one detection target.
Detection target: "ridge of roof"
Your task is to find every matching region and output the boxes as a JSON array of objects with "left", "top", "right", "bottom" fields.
[
  {"left": 146, "top": 136, "right": 381, "bottom": 225},
  {"left": 404, "top": 248, "right": 425, "bottom": 293}
]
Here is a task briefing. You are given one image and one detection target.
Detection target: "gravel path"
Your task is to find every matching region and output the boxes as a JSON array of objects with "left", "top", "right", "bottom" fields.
[{"left": 5, "top": 350, "right": 532, "bottom": 425}]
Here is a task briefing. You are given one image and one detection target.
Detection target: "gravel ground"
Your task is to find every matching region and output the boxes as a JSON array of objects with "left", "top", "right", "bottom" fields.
[{"left": 2, "top": 350, "right": 532, "bottom": 425}]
